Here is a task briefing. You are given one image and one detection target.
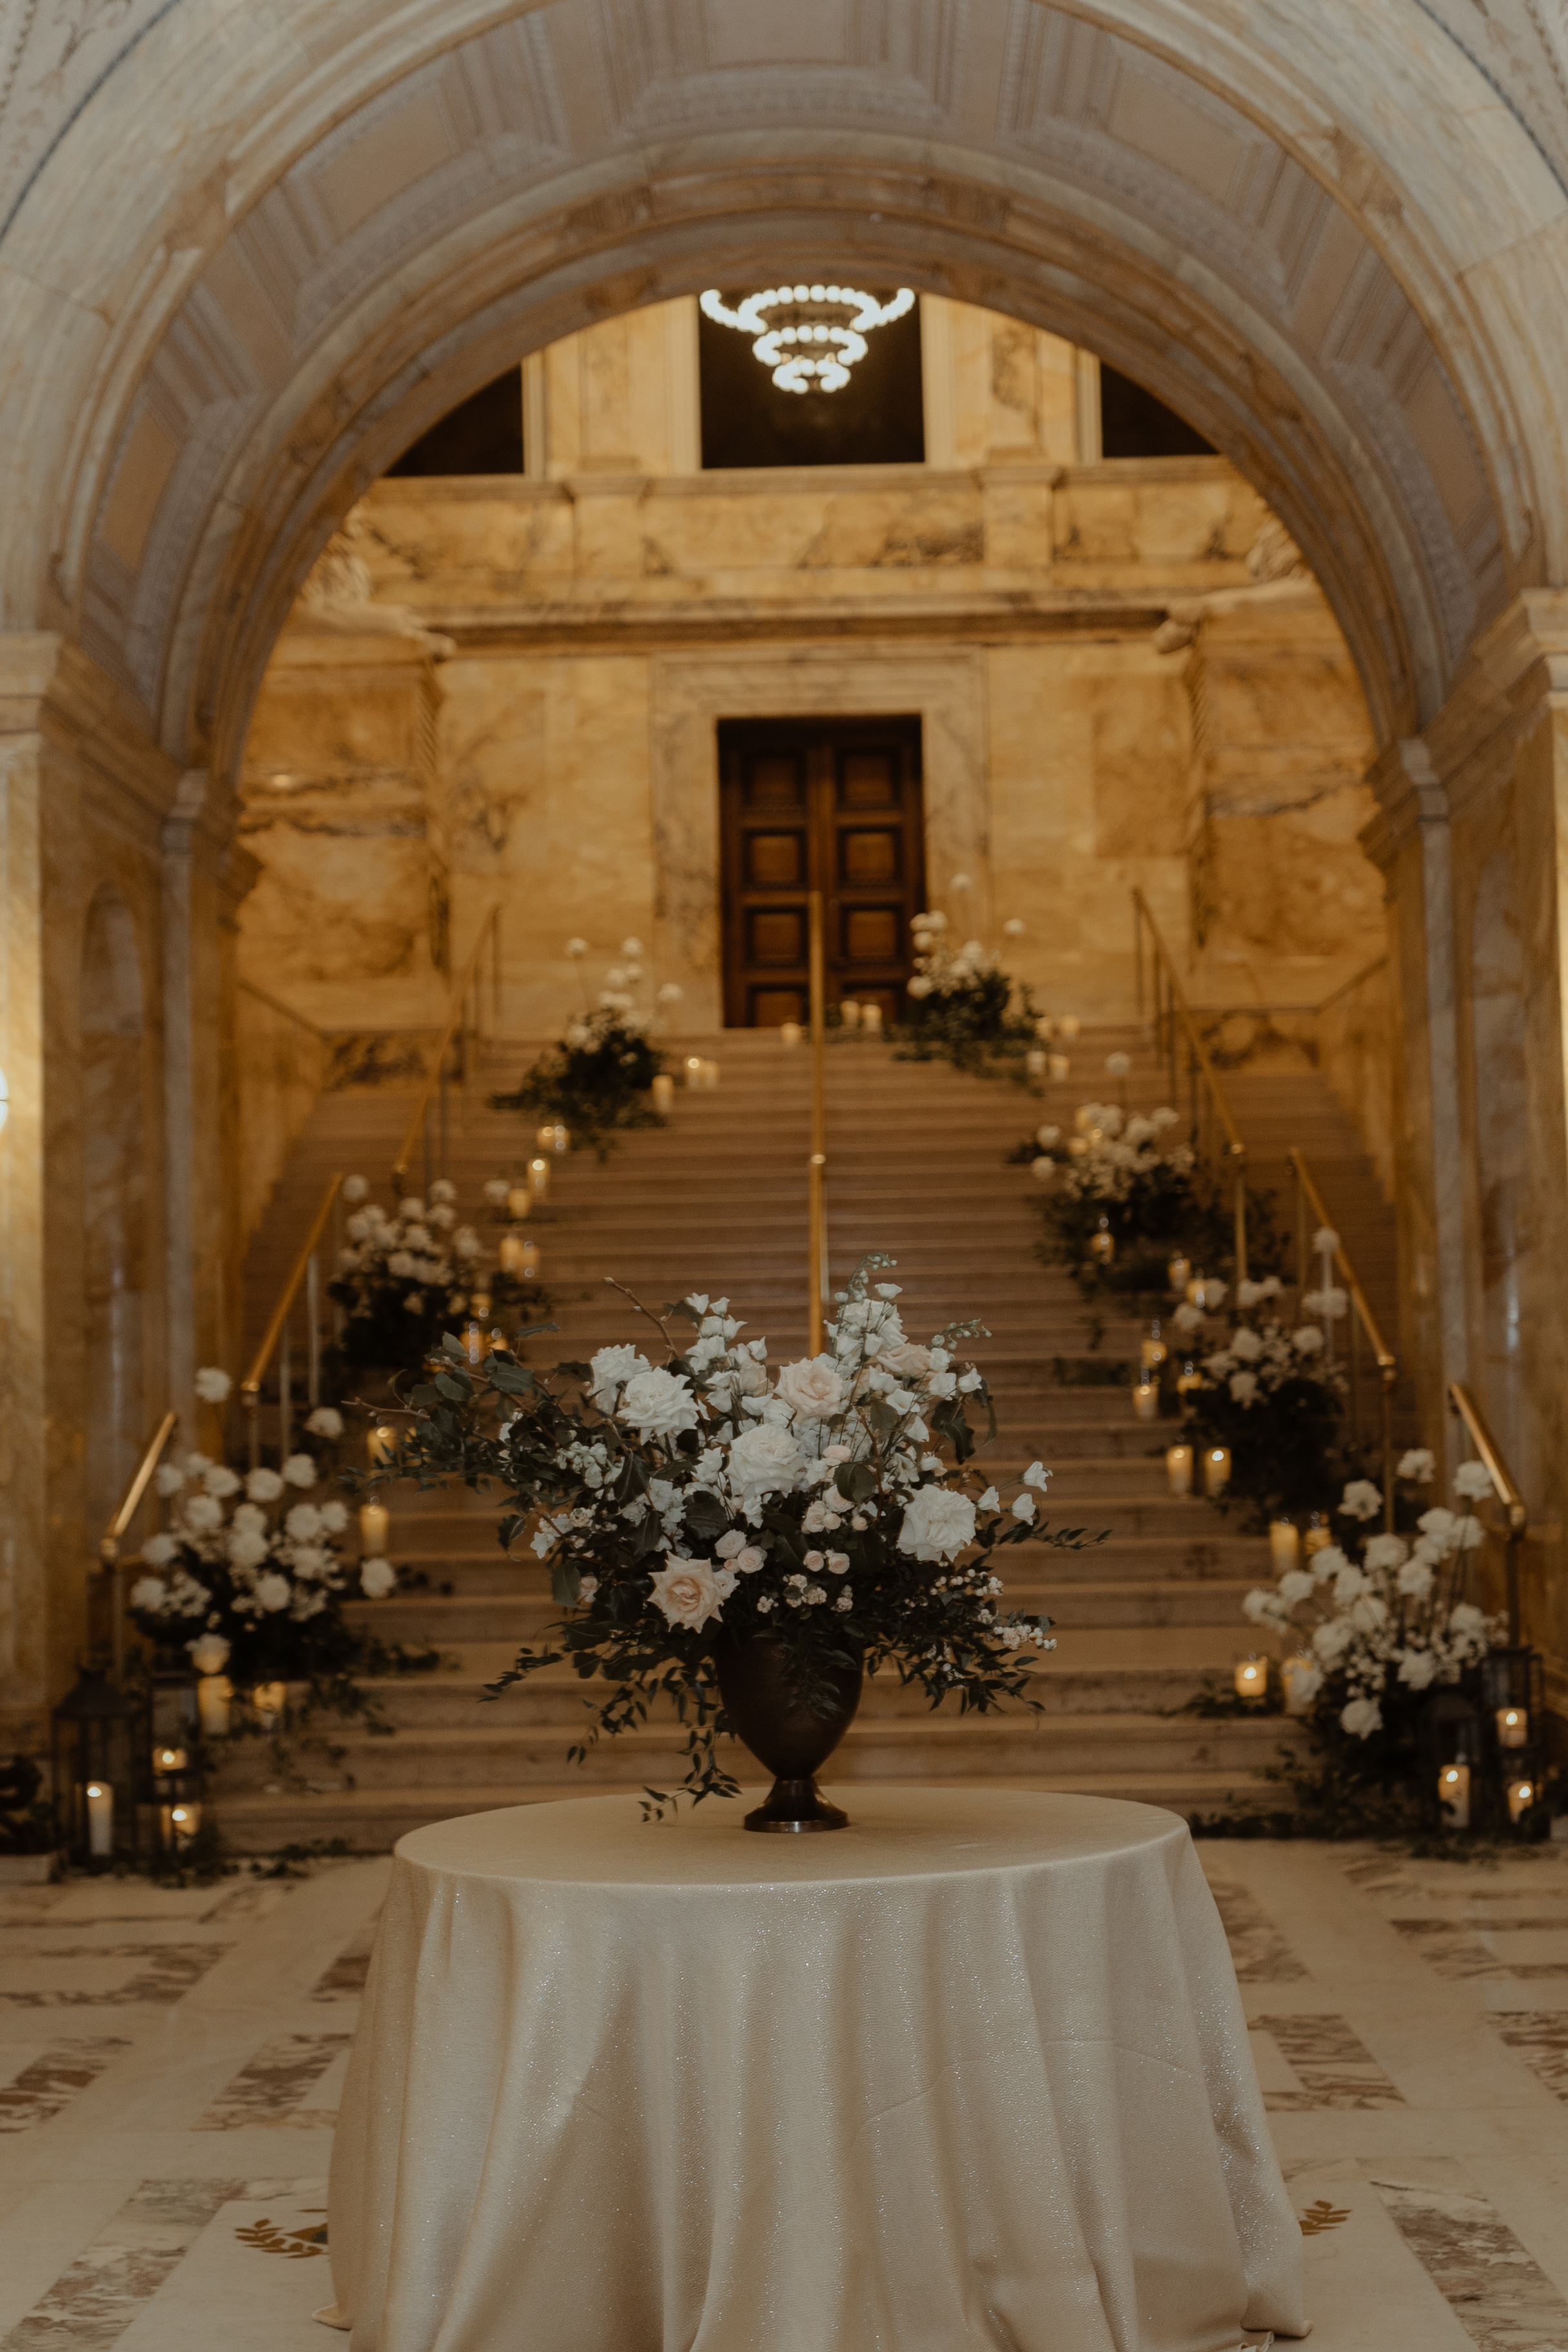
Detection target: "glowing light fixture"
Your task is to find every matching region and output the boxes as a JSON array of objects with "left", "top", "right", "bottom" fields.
[{"left": 700, "top": 283, "right": 916, "bottom": 394}]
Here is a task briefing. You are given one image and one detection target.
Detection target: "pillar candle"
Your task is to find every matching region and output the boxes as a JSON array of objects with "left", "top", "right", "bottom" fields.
[
  {"left": 1165, "top": 1444, "right": 1193, "bottom": 1495},
  {"left": 162, "top": 1801, "right": 202, "bottom": 1847},
  {"left": 1176, "top": 1360, "right": 1202, "bottom": 1396},
  {"left": 1048, "top": 1053, "right": 1070, "bottom": 1080},
  {"left": 1281, "top": 1655, "right": 1318, "bottom": 1715},
  {"left": 1507, "top": 1778, "right": 1535, "bottom": 1825},
  {"left": 1132, "top": 1380, "right": 1159, "bottom": 1423},
  {"left": 196, "top": 1676, "right": 233, "bottom": 1736},
  {"left": 685, "top": 1055, "right": 705, "bottom": 1084},
  {"left": 652, "top": 1073, "right": 675, "bottom": 1111},
  {"left": 367, "top": 1424, "right": 397, "bottom": 1467},
  {"left": 1026, "top": 1048, "right": 1046, "bottom": 1077},
  {"left": 153, "top": 1745, "right": 188, "bottom": 1775},
  {"left": 1141, "top": 1335, "right": 1167, "bottom": 1371},
  {"left": 1204, "top": 1447, "right": 1232, "bottom": 1495},
  {"left": 505, "top": 1184, "right": 532, "bottom": 1221},
  {"left": 499, "top": 1233, "right": 526, "bottom": 1274},
  {"left": 1496, "top": 1707, "right": 1529, "bottom": 1749},
  {"left": 1268, "top": 1521, "right": 1301, "bottom": 1573},
  {"left": 1233, "top": 1656, "right": 1268, "bottom": 1702},
  {"left": 1303, "top": 1514, "right": 1331, "bottom": 1554},
  {"left": 359, "top": 1500, "right": 390, "bottom": 1554},
  {"left": 861, "top": 1004, "right": 883, "bottom": 1037},
  {"left": 528, "top": 1157, "right": 550, "bottom": 1202},
  {"left": 1438, "top": 1761, "right": 1471, "bottom": 1829},
  {"left": 1057, "top": 1015, "right": 1081, "bottom": 1040},
  {"left": 521, "top": 1240, "right": 541, "bottom": 1280},
  {"left": 701, "top": 1059, "right": 721, "bottom": 1087},
  {"left": 536, "top": 1122, "right": 569, "bottom": 1153},
  {"left": 251, "top": 1681, "right": 286, "bottom": 1730},
  {"left": 84, "top": 1781, "right": 113, "bottom": 1857},
  {"left": 779, "top": 1023, "right": 803, "bottom": 1050},
  {"left": 839, "top": 1000, "right": 861, "bottom": 1029}
]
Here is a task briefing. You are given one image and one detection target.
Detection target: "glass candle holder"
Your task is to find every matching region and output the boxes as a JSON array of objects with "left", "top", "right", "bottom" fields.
[
  {"left": 1438, "top": 1761, "right": 1471, "bottom": 1829},
  {"left": 1268, "top": 1521, "right": 1301, "bottom": 1573},
  {"left": 1233, "top": 1656, "right": 1268, "bottom": 1703},
  {"left": 153, "top": 1744, "right": 189, "bottom": 1774},
  {"left": 1088, "top": 1224, "right": 1115, "bottom": 1264},
  {"left": 367, "top": 1424, "right": 397, "bottom": 1466},
  {"left": 1167, "top": 1254, "right": 1191, "bottom": 1293},
  {"left": 1303, "top": 1513, "right": 1332, "bottom": 1555},
  {"left": 499, "top": 1233, "right": 525, "bottom": 1274},
  {"left": 779, "top": 1022, "right": 803, "bottom": 1049},
  {"left": 651, "top": 1073, "right": 675, "bottom": 1112},
  {"left": 1507, "top": 1778, "right": 1536, "bottom": 1825},
  {"left": 685, "top": 1055, "right": 705, "bottom": 1084},
  {"left": 161, "top": 1801, "right": 202, "bottom": 1848},
  {"left": 1176, "top": 1360, "right": 1202, "bottom": 1396},
  {"left": 1165, "top": 1444, "right": 1193, "bottom": 1495},
  {"left": 84, "top": 1781, "right": 114, "bottom": 1857},
  {"left": 1496, "top": 1707, "right": 1529, "bottom": 1749},
  {"left": 1026, "top": 1048, "right": 1046, "bottom": 1077},
  {"left": 1204, "top": 1447, "right": 1232, "bottom": 1495},
  {"left": 506, "top": 1184, "right": 532, "bottom": 1221},
  {"left": 839, "top": 1001, "right": 861, "bottom": 1029},
  {"left": 359, "top": 1500, "right": 390, "bottom": 1554},
  {"left": 1132, "top": 1380, "right": 1159, "bottom": 1423},
  {"left": 528, "top": 1157, "right": 551, "bottom": 1202},
  {"left": 1141, "top": 1333, "right": 1167, "bottom": 1371},
  {"left": 861, "top": 1005, "right": 883, "bottom": 1037}
]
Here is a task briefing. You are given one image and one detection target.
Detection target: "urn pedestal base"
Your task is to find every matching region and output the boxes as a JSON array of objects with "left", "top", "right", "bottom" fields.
[
  {"left": 744, "top": 1777, "right": 850, "bottom": 1834},
  {"left": 712, "top": 1635, "right": 863, "bottom": 1834}
]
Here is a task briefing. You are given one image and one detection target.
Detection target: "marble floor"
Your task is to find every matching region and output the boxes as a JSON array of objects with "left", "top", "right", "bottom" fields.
[{"left": 0, "top": 1827, "right": 1565, "bottom": 2349}]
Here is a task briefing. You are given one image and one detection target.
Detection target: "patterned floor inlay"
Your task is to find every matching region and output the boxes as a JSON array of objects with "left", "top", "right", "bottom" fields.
[
  {"left": 0, "top": 2178, "right": 245, "bottom": 2351},
  {"left": 1206, "top": 1880, "right": 1309, "bottom": 1983},
  {"left": 1373, "top": 2177, "right": 1568, "bottom": 2351},
  {"left": 0, "top": 1943, "right": 232, "bottom": 2008},
  {"left": 1251, "top": 2015, "right": 1405, "bottom": 2110},
  {"left": 310, "top": 1923, "right": 376, "bottom": 2001},
  {"left": 197, "top": 2035, "right": 351, "bottom": 2130},
  {"left": 1389, "top": 1918, "right": 1568, "bottom": 1983},
  {"left": 0, "top": 2038, "right": 130, "bottom": 2133},
  {"left": 1492, "top": 2012, "right": 1568, "bottom": 2104}
]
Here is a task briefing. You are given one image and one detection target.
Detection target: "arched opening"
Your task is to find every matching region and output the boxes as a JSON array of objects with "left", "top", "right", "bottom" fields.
[{"left": 81, "top": 888, "right": 148, "bottom": 1544}]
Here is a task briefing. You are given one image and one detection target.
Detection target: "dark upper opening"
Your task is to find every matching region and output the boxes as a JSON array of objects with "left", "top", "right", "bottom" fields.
[
  {"left": 698, "top": 297, "right": 925, "bottom": 469},
  {"left": 387, "top": 369, "right": 524, "bottom": 475},
  {"left": 1099, "top": 364, "right": 1215, "bottom": 458}
]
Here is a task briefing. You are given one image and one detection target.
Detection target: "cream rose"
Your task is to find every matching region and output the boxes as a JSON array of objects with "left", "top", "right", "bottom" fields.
[
  {"left": 727, "top": 1421, "right": 805, "bottom": 1495},
  {"left": 649, "top": 1557, "right": 726, "bottom": 1632},
  {"left": 897, "top": 1485, "right": 977, "bottom": 1562},
  {"left": 879, "top": 1340, "right": 932, "bottom": 1378},
  {"left": 775, "top": 1355, "right": 847, "bottom": 1421},
  {"left": 617, "top": 1367, "right": 698, "bottom": 1439}
]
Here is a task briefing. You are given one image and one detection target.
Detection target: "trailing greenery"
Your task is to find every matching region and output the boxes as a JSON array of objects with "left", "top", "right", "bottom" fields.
[{"left": 491, "top": 1003, "right": 666, "bottom": 1161}]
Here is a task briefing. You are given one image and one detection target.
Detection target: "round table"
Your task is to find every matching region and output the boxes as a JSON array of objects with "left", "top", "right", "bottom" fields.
[{"left": 323, "top": 1787, "right": 1306, "bottom": 2351}]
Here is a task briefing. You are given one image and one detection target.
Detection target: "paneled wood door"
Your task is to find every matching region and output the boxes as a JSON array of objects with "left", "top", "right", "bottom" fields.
[{"left": 718, "top": 718, "right": 925, "bottom": 1027}]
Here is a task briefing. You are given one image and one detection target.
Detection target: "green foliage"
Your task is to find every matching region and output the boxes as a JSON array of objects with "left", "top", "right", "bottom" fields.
[
  {"left": 893, "top": 966, "right": 1043, "bottom": 1077},
  {"left": 491, "top": 1008, "right": 665, "bottom": 1160}
]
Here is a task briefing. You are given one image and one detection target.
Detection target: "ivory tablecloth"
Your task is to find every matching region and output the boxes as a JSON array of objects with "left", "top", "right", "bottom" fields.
[{"left": 324, "top": 1786, "right": 1306, "bottom": 2351}]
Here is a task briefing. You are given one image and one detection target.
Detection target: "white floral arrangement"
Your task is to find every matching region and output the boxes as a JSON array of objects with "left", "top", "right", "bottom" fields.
[
  {"left": 328, "top": 1175, "right": 489, "bottom": 1370},
  {"left": 374, "top": 1253, "right": 1085, "bottom": 1804},
  {"left": 1242, "top": 1452, "right": 1498, "bottom": 1738},
  {"left": 127, "top": 1379, "right": 397, "bottom": 1698},
  {"left": 489, "top": 935, "right": 674, "bottom": 1156},
  {"left": 1027, "top": 1100, "right": 1189, "bottom": 1200},
  {"left": 897, "top": 887, "right": 1039, "bottom": 1066}
]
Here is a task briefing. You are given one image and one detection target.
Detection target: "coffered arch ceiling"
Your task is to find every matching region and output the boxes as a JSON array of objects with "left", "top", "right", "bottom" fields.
[{"left": 6, "top": 0, "right": 1566, "bottom": 767}]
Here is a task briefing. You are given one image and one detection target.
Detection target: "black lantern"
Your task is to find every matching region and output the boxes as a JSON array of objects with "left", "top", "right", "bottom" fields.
[
  {"left": 1419, "top": 1690, "right": 1481, "bottom": 1833},
  {"left": 1480, "top": 1647, "right": 1548, "bottom": 1838},
  {"left": 51, "top": 1665, "right": 150, "bottom": 1865}
]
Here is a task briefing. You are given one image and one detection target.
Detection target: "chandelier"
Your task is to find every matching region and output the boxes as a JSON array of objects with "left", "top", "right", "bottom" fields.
[{"left": 700, "top": 284, "right": 916, "bottom": 395}]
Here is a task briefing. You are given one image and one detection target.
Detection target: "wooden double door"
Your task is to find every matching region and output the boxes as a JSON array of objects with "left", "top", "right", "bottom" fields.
[{"left": 718, "top": 718, "right": 925, "bottom": 1028}]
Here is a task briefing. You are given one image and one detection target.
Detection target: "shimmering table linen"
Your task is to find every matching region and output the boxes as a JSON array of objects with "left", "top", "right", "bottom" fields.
[{"left": 326, "top": 1786, "right": 1306, "bottom": 2352}]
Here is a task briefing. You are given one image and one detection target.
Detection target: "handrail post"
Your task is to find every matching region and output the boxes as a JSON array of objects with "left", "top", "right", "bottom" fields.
[
  {"left": 279, "top": 1317, "right": 291, "bottom": 1464},
  {"left": 807, "top": 889, "right": 828, "bottom": 1355},
  {"left": 1233, "top": 1151, "right": 1248, "bottom": 1285},
  {"left": 306, "top": 1251, "right": 321, "bottom": 1408},
  {"left": 1380, "top": 1367, "right": 1396, "bottom": 1534}
]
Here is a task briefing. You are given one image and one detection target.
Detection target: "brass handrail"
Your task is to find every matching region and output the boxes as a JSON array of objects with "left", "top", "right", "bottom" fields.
[
  {"left": 1449, "top": 1380, "right": 1529, "bottom": 1644},
  {"left": 1288, "top": 1146, "right": 1396, "bottom": 1531},
  {"left": 807, "top": 889, "right": 828, "bottom": 1353},
  {"left": 1131, "top": 888, "right": 1248, "bottom": 1277},
  {"left": 240, "top": 1173, "right": 344, "bottom": 1465},
  {"left": 97, "top": 1409, "right": 181, "bottom": 1681},
  {"left": 391, "top": 903, "right": 504, "bottom": 1191}
]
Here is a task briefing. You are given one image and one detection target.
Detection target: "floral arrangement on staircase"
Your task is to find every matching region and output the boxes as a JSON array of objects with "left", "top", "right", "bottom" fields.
[
  {"left": 1017, "top": 1099, "right": 1199, "bottom": 1294},
  {"left": 329, "top": 1176, "right": 540, "bottom": 1380},
  {"left": 365, "top": 1253, "right": 1088, "bottom": 1809},
  {"left": 1175, "top": 1279, "right": 1347, "bottom": 1525},
  {"left": 1239, "top": 1453, "right": 1501, "bottom": 1823},
  {"left": 489, "top": 936, "right": 678, "bottom": 1159},
  {"left": 126, "top": 1383, "right": 403, "bottom": 1721},
  {"left": 894, "top": 892, "right": 1042, "bottom": 1075}
]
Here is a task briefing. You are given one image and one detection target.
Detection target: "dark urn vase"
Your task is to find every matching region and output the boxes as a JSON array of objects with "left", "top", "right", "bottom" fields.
[{"left": 713, "top": 1636, "right": 864, "bottom": 1833}]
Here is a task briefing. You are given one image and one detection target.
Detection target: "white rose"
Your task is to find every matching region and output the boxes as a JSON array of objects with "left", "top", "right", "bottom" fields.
[
  {"left": 1340, "top": 1696, "right": 1383, "bottom": 1739},
  {"left": 282, "top": 1454, "right": 318, "bottom": 1488},
  {"left": 1396, "top": 1447, "right": 1435, "bottom": 1485},
  {"left": 648, "top": 1557, "right": 725, "bottom": 1632},
  {"left": 202, "top": 1464, "right": 241, "bottom": 1498},
  {"left": 617, "top": 1367, "right": 698, "bottom": 1440},
  {"left": 194, "top": 1366, "right": 231, "bottom": 1404},
  {"left": 184, "top": 1494, "right": 224, "bottom": 1533},
  {"left": 1396, "top": 1559, "right": 1435, "bottom": 1600},
  {"left": 1278, "top": 1569, "right": 1315, "bottom": 1605},
  {"left": 1313, "top": 1620, "right": 1353, "bottom": 1664},
  {"left": 1454, "top": 1460, "right": 1494, "bottom": 1502},
  {"left": 898, "top": 1485, "right": 977, "bottom": 1562},
  {"left": 1292, "top": 1326, "right": 1325, "bottom": 1355},
  {"left": 228, "top": 1531, "right": 270, "bottom": 1571},
  {"left": 129, "top": 1575, "right": 168, "bottom": 1611},
  {"left": 305, "top": 1407, "right": 344, "bottom": 1440},
  {"left": 290, "top": 1544, "right": 331, "bottom": 1581},
  {"left": 319, "top": 1500, "right": 349, "bottom": 1534},
  {"left": 285, "top": 1504, "right": 323, "bottom": 1540},
  {"left": 254, "top": 1573, "right": 292, "bottom": 1612},
  {"left": 188, "top": 1632, "right": 231, "bottom": 1674},
  {"left": 246, "top": 1467, "right": 284, "bottom": 1503},
  {"left": 775, "top": 1357, "right": 848, "bottom": 1422},
  {"left": 1363, "top": 1533, "right": 1407, "bottom": 1574},
  {"left": 1339, "top": 1480, "right": 1383, "bottom": 1522},
  {"left": 587, "top": 1344, "right": 652, "bottom": 1407},
  {"left": 360, "top": 1558, "right": 397, "bottom": 1599},
  {"left": 1396, "top": 1647, "right": 1438, "bottom": 1689},
  {"left": 141, "top": 1531, "right": 177, "bottom": 1567},
  {"left": 727, "top": 1421, "right": 805, "bottom": 1496},
  {"left": 1228, "top": 1371, "right": 1259, "bottom": 1404},
  {"left": 1230, "top": 1327, "right": 1264, "bottom": 1362},
  {"left": 342, "top": 1175, "right": 369, "bottom": 1203}
]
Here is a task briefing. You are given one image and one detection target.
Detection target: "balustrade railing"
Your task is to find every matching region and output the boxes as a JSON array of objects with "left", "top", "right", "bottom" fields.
[
  {"left": 1448, "top": 1382, "right": 1531, "bottom": 1644},
  {"left": 807, "top": 890, "right": 829, "bottom": 1353},
  {"left": 1286, "top": 1147, "right": 1397, "bottom": 1529},
  {"left": 239, "top": 1175, "right": 344, "bottom": 1469},
  {"left": 391, "top": 904, "right": 504, "bottom": 1195},
  {"left": 97, "top": 1410, "right": 180, "bottom": 1680},
  {"left": 1132, "top": 888, "right": 1249, "bottom": 1279}
]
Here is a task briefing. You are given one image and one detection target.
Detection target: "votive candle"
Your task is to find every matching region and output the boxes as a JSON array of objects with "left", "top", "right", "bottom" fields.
[
  {"left": 1141, "top": 1334, "right": 1167, "bottom": 1371},
  {"left": 651, "top": 1073, "right": 675, "bottom": 1112},
  {"left": 528, "top": 1157, "right": 550, "bottom": 1202},
  {"left": 1268, "top": 1521, "right": 1301, "bottom": 1573},
  {"left": 84, "top": 1781, "right": 113, "bottom": 1857},
  {"left": 1507, "top": 1778, "right": 1535, "bottom": 1825},
  {"left": 839, "top": 1000, "right": 861, "bottom": 1029},
  {"left": 1303, "top": 1514, "right": 1331, "bottom": 1554},
  {"left": 359, "top": 1500, "right": 390, "bottom": 1554},
  {"left": 536, "top": 1122, "right": 569, "bottom": 1153},
  {"left": 196, "top": 1676, "right": 233, "bottom": 1736},
  {"left": 499, "top": 1233, "right": 525, "bottom": 1274},
  {"left": 161, "top": 1801, "right": 201, "bottom": 1847},
  {"left": 1026, "top": 1048, "right": 1046, "bottom": 1077},
  {"left": 1205, "top": 1446, "right": 1232, "bottom": 1495},
  {"left": 1233, "top": 1656, "right": 1268, "bottom": 1702},
  {"left": 1089, "top": 1226, "right": 1115, "bottom": 1264},
  {"left": 1132, "top": 1380, "right": 1159, "bottom": 1423},
  {"left": 685, "top": 1055, "right": 704, "bottom": 1084},
  {"left": 779, "top": 1023, "right": 803, "bottom": 1050},
  {"left": 1438, "top": 1761, "right": 1471, "bottom": 1829},
  {"left": 367, "top": 1424, "right": 397, "bottom": 1467},
  {"left": 506, "top": 1183, "right": 532, "bottom": 1221},
  {"left": 1166, "top": 1444, "right": 1193, "bottom": 1495},
  {"left": 861, "top": 1004, "right": 883, "bottom": 1037},
  {"left": 153, "top": 1744, "right": 188, "bottom": 1774},
  {"left": 1497, "top": 1707, "right": 1529, "bottom": 1749}
]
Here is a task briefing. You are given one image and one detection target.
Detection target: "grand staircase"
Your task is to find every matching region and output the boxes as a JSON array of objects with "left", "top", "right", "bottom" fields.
[{"left": 216, "top": 1027, "right": 1398, "bottom": 1848}]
